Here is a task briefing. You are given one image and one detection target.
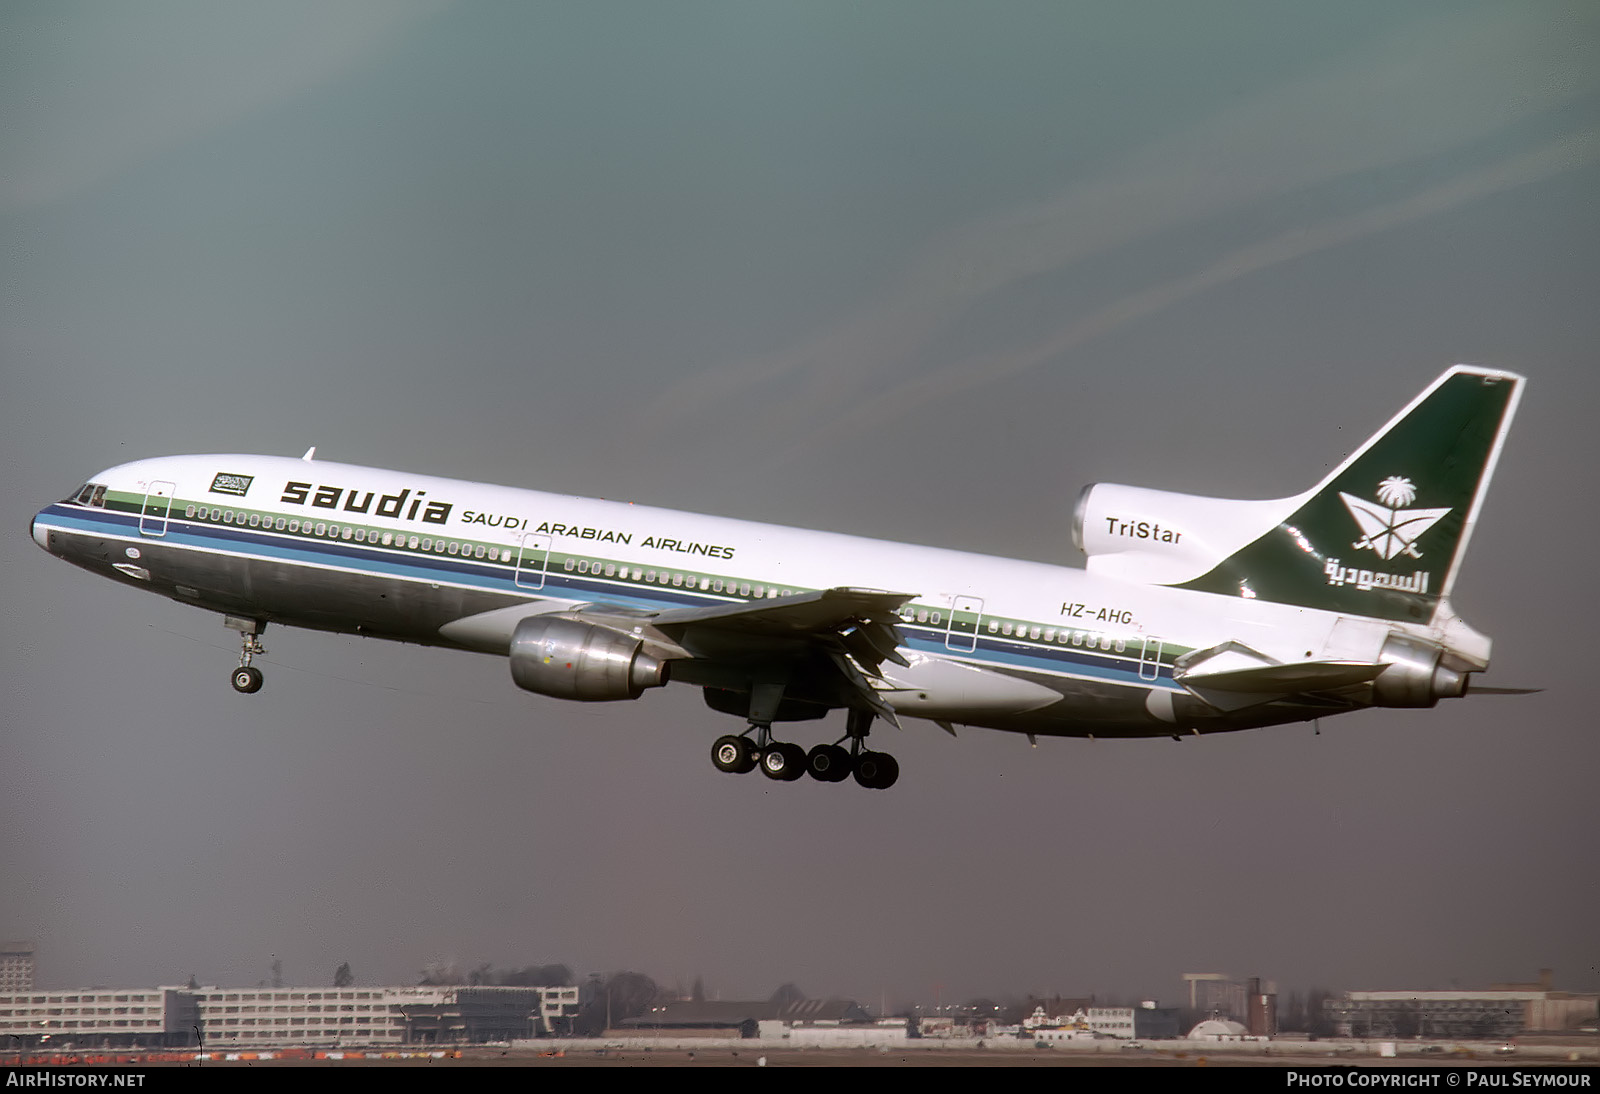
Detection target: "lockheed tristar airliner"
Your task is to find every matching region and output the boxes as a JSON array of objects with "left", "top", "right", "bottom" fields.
[{"left": 32, "top": 366, "right": 1523, "bottom": 790}]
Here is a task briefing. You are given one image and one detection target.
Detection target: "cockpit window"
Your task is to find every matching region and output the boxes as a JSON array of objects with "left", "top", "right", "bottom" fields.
[{"left": 67, "top": 483, "right": 109, "bottom": 507}]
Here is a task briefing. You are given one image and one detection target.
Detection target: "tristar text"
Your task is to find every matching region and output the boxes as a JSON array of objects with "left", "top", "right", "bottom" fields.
[{"left": 1103, "top": 517, "right": 1183, "bottom": 544}]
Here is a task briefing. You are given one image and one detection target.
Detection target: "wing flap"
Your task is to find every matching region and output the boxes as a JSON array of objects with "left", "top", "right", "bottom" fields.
[{"left": 651, "top": 586, "right": 914, "bottom": 636}]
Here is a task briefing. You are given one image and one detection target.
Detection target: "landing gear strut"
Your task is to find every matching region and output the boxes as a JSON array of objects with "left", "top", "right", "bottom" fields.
[
  {"left": 226, "top": 616, "right": 266, "bottom": 694},
  {"left": 843, "top": 708, "right": 898, "bottom": 790},
  {"left": 707, "top": 703, "right": 899, "bottom": 789}
]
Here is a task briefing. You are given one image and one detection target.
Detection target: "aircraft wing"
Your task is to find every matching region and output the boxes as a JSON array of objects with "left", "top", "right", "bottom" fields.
[
  {"left": 651, "top": 587, "right": 911, "bottom": 643},
  {"left": 638, "top": 587, "right": 915, "bottom": 722},
  {"left": 440, "top": 587, "right": 915, "bottom": 721}
]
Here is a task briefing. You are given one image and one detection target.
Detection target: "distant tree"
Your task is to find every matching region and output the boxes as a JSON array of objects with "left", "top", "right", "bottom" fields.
[
  {"left": 994, "top": 999, "right": 1030, "bottom": 1026},
  {"left": 333, "top": 963, "right": 354, "bottom": 988},
  {"left": 419, "top": 961, "right": 573, "bottom": 987},
  {"left": 769, "top": 982, "right": 805, "bottom": 1008},
  {"left": 575, "top": 972, "right": 659, "bottom": 1035},
  {"left": 1281, "top": 990, "right": 1306, "bottom": 1033},
  {"left": 418, "top": 963, "right": 463, "bottom": 986},
  {"left": 495, "top": 964, "right": 573, "bottom": 987},
  {"left": 1305, "top": 987, "right": 1336, "bottom": 1038}
]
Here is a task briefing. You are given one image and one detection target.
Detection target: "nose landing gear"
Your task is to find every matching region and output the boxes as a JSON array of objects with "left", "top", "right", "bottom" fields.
[{"left": 226, "top": 616, "right": 267, "bottom": 694}]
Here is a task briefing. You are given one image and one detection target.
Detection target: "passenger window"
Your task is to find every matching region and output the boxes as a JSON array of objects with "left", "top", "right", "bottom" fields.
[
  {"left": 987, "top": 620, "right": 999, "bottom": 633},
  {"left": 185, "top": 505, "right": 197, "bottom": 518}
]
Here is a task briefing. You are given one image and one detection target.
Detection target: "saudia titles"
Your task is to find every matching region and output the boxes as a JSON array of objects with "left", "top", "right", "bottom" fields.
[
  {"left": 1324, "top": 476, "right": 1448, "bottom": 594},
  {"left": 280, "top": 480, "right": 452, "bottom": 524}
]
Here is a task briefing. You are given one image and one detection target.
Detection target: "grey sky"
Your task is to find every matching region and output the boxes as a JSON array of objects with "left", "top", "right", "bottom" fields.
[{"left": 3, "top": 2, "right": 1597, "bottom": 1008}]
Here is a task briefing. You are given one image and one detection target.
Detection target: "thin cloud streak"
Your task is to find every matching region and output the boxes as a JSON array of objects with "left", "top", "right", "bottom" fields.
[
  {"left": 786, "top": 129, "right": 1600, "bottom": 459},
  {"left": 0, "top": 0, "right": 449, "bottom": 211},
  {"left": 627, "top": 6, "right": 1598, "bottom": 456}
]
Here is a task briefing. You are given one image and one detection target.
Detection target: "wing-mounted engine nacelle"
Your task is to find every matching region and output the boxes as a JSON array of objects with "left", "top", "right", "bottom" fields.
[
  {"left": 509, "top": 615, "right": 669, "bottom": 702},
  {"left": 1372, "top": 633, "right": 1467, "bottom": 708},
  {"left": 1073, "top": 483, "right": 1285, "bottom": 586}
]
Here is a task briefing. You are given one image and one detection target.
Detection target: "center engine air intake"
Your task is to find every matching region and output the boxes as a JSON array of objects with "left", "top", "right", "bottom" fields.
[
  {"left": 509, "top": 615, "right": 668, "bottom": 702},
  {"left": 1073, "top": 482, "right": 1286, "bottom": 586}
]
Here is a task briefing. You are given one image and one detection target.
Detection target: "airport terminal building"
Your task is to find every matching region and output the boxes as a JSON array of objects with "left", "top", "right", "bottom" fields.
[
  {"left": 1326, "top": 974, "right": 1598, "bottom": 1041},
  {"left": 0, "top": 984, "right": 581, "bottom": 1049}
]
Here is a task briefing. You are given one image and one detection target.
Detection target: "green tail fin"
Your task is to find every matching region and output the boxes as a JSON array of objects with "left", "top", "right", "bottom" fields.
[{"left": 1176, "top": 366, "right": 1523, "bottom": 623}]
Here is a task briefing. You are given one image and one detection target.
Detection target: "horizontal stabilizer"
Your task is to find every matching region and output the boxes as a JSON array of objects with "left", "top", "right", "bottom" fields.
[{"left": 1178, "top": 660, "right": 1386, "bottom": 693}]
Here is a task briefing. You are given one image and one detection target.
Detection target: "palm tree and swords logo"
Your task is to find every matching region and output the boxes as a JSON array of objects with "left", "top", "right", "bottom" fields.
[{"left": 1338, "top": 476, "right": 1452, "bottom": 561}]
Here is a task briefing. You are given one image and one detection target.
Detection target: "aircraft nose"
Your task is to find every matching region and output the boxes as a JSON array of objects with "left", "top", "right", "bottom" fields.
[{"left": 31, "top": 509, "right": 52, "bottom": 551}]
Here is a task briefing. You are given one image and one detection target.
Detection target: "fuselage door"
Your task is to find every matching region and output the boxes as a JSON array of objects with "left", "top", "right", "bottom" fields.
[
  {"left": 515, "top": 533, "right": 551, "bottom": 590},
  {"left": 1139, "top": 636, "right": 1164, "bottom": 681},
  {"left": 945, "top": 595, "right": 984, "bottom": 653},
  {"left": 139, "top": 481, "right": 175, "bottom": 537}
]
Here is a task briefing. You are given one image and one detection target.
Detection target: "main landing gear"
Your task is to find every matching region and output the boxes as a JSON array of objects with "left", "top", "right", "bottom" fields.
[
  {"left": 226, "top": 616, "right": 266, "bottom": 694},
  {"left": 710, "top": 708, "right": 899, "bottom": 790}
]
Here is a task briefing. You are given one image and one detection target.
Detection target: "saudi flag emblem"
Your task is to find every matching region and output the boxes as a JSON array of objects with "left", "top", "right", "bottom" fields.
[{"left": 1339, "top": 477, "right": 1451, "bottom": 561}]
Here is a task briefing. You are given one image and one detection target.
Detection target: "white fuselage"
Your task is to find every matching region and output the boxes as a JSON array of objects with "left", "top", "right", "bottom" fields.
[{"left": 32, "top": 453, "right": 1428, "bottom": 739}]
